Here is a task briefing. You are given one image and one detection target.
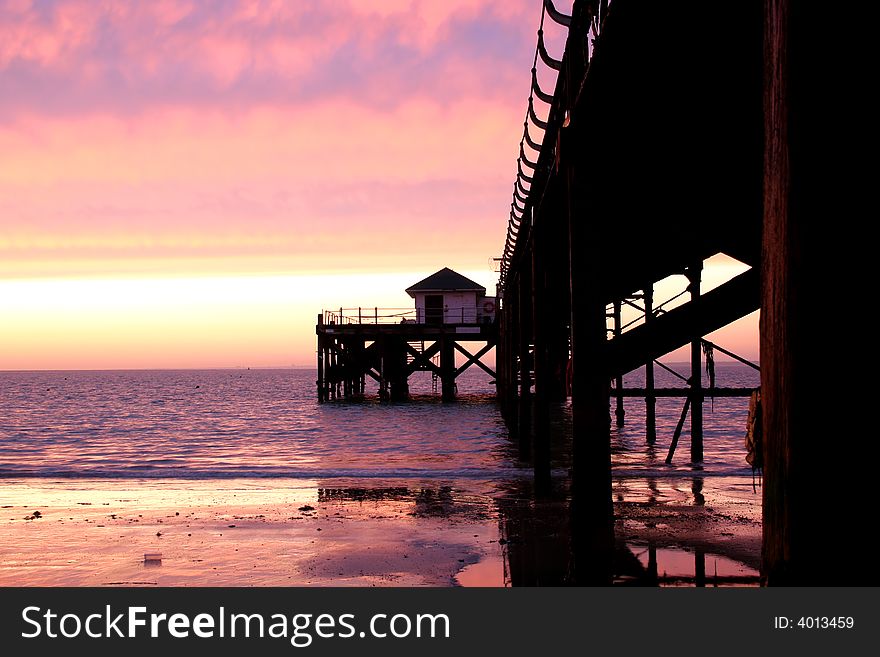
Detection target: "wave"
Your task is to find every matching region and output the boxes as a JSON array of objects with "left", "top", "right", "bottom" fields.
[{"left": 0, "top": 465, "right": 548, "bottom": 481}]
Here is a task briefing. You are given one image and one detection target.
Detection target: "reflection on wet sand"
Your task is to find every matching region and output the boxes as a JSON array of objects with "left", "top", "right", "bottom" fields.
[
  {"left": 488, "top": 395, "right": 761, "bottom": 587},
  {"left": 488, "top": 473, "right": 759, "bottom": 587}
]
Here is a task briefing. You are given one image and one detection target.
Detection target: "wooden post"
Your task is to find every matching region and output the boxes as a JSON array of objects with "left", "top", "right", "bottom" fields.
[
  {"left": 665, "top": 397, "right": 690, "bottom": 464},
  {"left": 343, "top": 341, "right": 351, "bottom": 398},
  {"left": 440, "top": 336, "right": 455, "bottom": 401},
  {"left": 532, "top": 221, "right": 551, "bottom": 496},
  {"left": 760, "top": 0, "right": 866, "bottom": 584},
  {"left": 612, "top": 300, "right": 625, "bottom": 427},
  {"left": 566, "top": 73, "right": 613, "bottom": 584},
  {"left": 316, "top": 314, "right": 325, "bottom": 403},
  {"left": 517, "top": 272, "right": 532, "bottom": 400},
  {"left": 517, "top": 272, "right": 532, "bottom": 444},
  {"left": 644, "top": 284, "right": 656, "bottom": 444},
  {"left": 323, "top": 338, "right": 330, "bottom": 401},
  {"left": 688, "top": 261, "right": 703, "bottom": 462}
]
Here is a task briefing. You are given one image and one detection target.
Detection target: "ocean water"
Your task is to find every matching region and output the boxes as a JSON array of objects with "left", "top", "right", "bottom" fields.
[
  {"left": 0, "top": 364, "right": 757, "bottom": 481},
  {"left": 0, "top": 369, "right": 519, "bottom": 480},
  {"left": 0, "top": 364, "right": 761, "bottom": 585}
]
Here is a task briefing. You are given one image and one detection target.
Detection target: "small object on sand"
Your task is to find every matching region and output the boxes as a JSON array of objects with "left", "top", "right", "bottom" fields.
[
  {"left": 144, "top": 553, "right": 162, "bottom": 566},
  {"left": 32, "top": 510, "right": 42, "bottom": 517},
  {"left": 298, "top": 505, "right": 315, "bottom": 512},
  {"left": 156, "top": 531, "right": 162, "bottom": 537},
  {"left": 228, "top": 524, "right": 236, "bottom": 528}
]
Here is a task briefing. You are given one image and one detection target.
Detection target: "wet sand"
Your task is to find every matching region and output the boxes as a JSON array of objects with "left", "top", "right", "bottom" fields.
[
  {"left": 613, "top": 475, "right": 762, "bottom": 583},
  {"left": 0, "top": 479, "right": 502, "bottom": 587},
  {"left": 0, "top": 474, "right": 761, "bottom": 586}
]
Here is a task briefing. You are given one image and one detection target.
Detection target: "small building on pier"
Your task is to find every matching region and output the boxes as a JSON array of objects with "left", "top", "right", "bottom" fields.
[
  {"left": 406, "top": 268, "right": 496, "bottom": 325},
  {"left": 316, "top": 268, "right": 497, "bottom": 403}
]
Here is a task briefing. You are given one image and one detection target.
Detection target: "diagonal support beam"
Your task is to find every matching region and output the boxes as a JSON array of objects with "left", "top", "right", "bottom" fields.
[
  {"left": 604, "top": 269, "right": 760, "bottom": 379},
  {"left": 453, "top": 342, "right": 497, "bottom": 378},
  {"left": 403, "top": 340, "right": 442, "bottom": 376}
]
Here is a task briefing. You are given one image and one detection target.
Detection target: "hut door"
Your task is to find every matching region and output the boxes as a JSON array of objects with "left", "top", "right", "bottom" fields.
[{"left": 425, "top": 295, "right": 444, "bottom": 325}]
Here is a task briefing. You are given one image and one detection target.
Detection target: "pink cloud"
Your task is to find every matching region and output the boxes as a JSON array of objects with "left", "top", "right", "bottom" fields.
[{"left": 0, "top": 0, "right": 571, "bottom": 280}]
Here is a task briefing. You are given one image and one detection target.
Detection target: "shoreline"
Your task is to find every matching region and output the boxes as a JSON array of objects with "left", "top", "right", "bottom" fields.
[{"left": 0, "top": 474, "right": 761, "bottom": 586}]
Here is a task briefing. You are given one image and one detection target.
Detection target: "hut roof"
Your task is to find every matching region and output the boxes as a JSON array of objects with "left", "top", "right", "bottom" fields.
[{"left": 405, "top": 268, "right": 486, "bottom": 297}]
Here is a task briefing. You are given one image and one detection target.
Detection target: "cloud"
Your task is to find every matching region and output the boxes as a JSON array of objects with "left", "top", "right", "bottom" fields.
[
  {"left": 0, "top": 0, "right": 551, "bottom": 118},
  {"left": 0, "top": 0, "right": 572, "bottom": 281}
]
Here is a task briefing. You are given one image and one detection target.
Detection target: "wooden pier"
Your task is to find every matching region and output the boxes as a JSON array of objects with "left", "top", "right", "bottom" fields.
[
  {"left": 491, "top": 0, "right": 861, "bottom": 584},
  {"left": 316, "top": 308, "right": 496, "bottom": 402},
  {"left": 310, "top": 1, "right": 866, "bottom": 585}
]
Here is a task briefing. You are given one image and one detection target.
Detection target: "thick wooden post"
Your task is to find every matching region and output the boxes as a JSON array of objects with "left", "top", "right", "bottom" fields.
[
  {"left": 316, "top": 314, "right": 325, "bottom": 403},
  {"left": 517, "top": 272, "right": 533, "bottom": 443},
  {"left": 440, "top": 336, "right": 456, "bottom": 401},
  {"left": 760, "top": 0, "right": 865, "bottom": 584},
  {"left": 688, "top": 261, "right": 703, "bottom": 462},
  {"left": 612, "top": 300, "right": 625, "bottom": 427},
  {"left": 532, "top": 222, "right": 551, "bottom": 495},
  {"left": 644, "top": 285, "right": 656, "bottom": 443},
  {"left": 566, "top": 45, "right": 613, "bottom": 583}
]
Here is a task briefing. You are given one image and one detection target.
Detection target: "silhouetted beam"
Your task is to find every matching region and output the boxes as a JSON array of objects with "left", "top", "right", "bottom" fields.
[
  {"left": 605, "top": 269, "right": 759, "bottom": 378},
  {"left": 453, "top": 342, "right": 496, "bottom": 378},
  {"left": 403, "top": 340, "right": 442, "bottom": 376},
  {"left": 618, "top": 387, "right": 755, "bottom": 397}
]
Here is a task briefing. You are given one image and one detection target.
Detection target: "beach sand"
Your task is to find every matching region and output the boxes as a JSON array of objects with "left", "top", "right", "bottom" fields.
[
  {"left": 0, "top": 475, "right": 761, "bottom": 586},
  {"left": 0, "top": 479, "right": 503, "bottom": 587}
]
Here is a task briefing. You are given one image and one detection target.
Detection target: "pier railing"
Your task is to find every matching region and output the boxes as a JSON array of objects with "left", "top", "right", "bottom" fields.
[{"left": 322, "top": 307, "right": 493, "bottom": 326}]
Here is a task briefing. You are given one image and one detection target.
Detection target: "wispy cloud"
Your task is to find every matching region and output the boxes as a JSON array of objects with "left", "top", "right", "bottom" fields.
[{"left": 0, "top": 0, "right": 569, "bottom": 278}]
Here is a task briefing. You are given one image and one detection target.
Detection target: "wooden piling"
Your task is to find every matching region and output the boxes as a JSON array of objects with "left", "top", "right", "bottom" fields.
[
  {"left": 688, "top": 261, "right": 703, "bottom": 462},
  {"left": 612, "top": 300, "right": 625, "bottom": 427},
  {"left": 532, "top": 221, "right": 552, "bottom": 496},
  {"left": 566, "top": 59, "right": 613, "bottom": 583},
  {"left": 316, "top": 314, "right": 325, "bottom": 403},
  {"left": 760, "top": 0, "right": 866, "bottom": 584},
  {"left": 643, "top": 285, "right": 656, "bottom": 444},
  {"left": 517, "top": 272, "right": 532, "bottom": 442},
  {"left": 440, "top": 336, "right": 455, "bottom": 402}
]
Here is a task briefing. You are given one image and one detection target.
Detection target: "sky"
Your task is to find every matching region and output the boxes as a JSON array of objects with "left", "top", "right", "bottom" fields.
[{"left": 0, "top": 0, "right": 757, "bottom": 370}]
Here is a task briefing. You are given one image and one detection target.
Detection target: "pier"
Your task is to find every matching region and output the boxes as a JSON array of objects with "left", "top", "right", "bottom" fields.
[
  {"left": 491, "top": 0, "right": 858, "bottom": 585},
  {"left": 314, "top": 0, "right": 862, "bottom": 585},
  {"left": 316, "top": 269, "right": 497, "bottom": 402}
]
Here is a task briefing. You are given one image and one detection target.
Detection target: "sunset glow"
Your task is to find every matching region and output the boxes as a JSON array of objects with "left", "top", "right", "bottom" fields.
[{"left": 0, "top": 0, "right": 756, "bottom": 369}]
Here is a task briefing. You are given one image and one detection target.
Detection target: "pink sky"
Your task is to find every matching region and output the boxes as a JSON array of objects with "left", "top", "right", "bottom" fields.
[{"left": 0, "top": 1, "right": 757, "bottom": 369}]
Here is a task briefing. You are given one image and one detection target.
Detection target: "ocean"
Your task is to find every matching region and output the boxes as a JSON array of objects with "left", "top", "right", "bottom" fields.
[{"left": 0, "top": 364, "right": 761, "bottom": 586}]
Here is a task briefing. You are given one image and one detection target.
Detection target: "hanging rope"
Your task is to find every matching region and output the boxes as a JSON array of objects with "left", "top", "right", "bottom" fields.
[
  {"left": 543, "top": 0, "right": 572, "bottom": 27},
  {"left": 528, "top": 97, "right": 548, "bottom": 130},
  {"left": 537, "top": 30, "right": 563, "bottom": 70},
  {"left": 524, "top": 122, "right": 543, "bottom": 151},
  {"left": 531, "top": 68, "right": 555, "bottom": 104},
  {"left": 520, "top": 143, "right": 538, "bottom": 169},
  {"left": 702, "top": 340, "right": 716, "bottom": 411},
  {"left": 501, "top": 1, "right": 572, "bottom": 285}
]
